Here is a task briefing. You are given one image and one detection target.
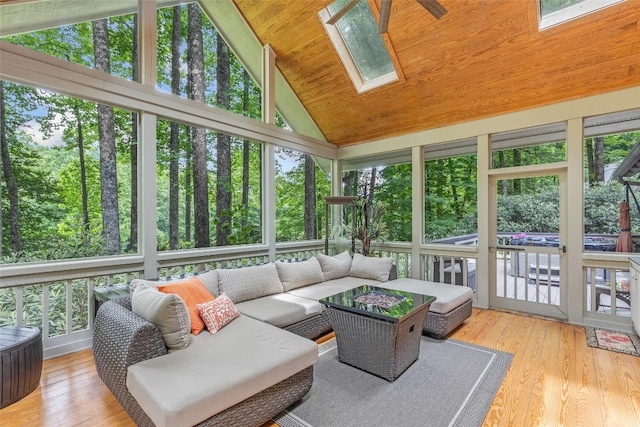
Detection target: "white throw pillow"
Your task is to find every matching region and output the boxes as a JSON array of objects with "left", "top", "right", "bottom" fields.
[
  {"left": 217, "top": 263, "right": 284, "bottom": 303},
  {"left": 131, "top": 283, "right": 191, "bottom": 350},
  {"left": 349, "top": 253, "right": 393, "bottom": 282},
  {"left": 316, "top": 251, "right": 352, "bottom": 281},
  {"left": 276, "top": 258, "right": 325, "bottom": 292}
]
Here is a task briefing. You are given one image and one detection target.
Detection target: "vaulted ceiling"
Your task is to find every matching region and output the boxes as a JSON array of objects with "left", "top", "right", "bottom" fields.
[{"left": 234, "top": 0, "right": 640, "bottom": 147}]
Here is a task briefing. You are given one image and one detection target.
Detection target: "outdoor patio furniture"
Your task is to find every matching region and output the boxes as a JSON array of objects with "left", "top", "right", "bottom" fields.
[
  {"left": 595, "top": 285, "right": 631, "bottom": 312},
  {"left": 0, "top": 326, "right": 42, "bottom": 408},
  {"left": 321, "top": 285, "right": 435, "bottom": 381}
]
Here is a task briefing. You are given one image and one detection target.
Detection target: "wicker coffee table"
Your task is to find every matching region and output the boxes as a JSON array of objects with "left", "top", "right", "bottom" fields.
[{"left": 321, "top": 285, "right": 435, "bottom": 381}]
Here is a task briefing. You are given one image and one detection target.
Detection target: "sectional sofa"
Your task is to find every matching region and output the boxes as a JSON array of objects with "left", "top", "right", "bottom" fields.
[
  {"left": 93, "top": 252, "right": 472, "bottom": 427},
  {"left": 93, "top": 252, "right": 395, "bottom": 427}
]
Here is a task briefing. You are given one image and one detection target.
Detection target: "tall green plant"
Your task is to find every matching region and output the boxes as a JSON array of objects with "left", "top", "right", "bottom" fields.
[{"left": 352, "top": 198, "right": 388, "bottom": 256}]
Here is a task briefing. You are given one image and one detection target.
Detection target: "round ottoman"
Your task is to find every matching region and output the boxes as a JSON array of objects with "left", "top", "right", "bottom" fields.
[{"left": 0, "top": 325, "right": 43, "bottom": 408}]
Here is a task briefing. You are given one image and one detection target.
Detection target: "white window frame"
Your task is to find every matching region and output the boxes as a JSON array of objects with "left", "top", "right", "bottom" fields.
[
  {"left": 539, "top": 0, "right": 625, "bottom": 30},
  {"left": 318, "top": 8, "right": 398, "bottom": 94}
]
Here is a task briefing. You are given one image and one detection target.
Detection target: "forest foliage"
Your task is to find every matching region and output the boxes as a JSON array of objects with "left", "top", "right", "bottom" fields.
[{"left": 2, "top": 5, "right": 640, "bottom": 266}]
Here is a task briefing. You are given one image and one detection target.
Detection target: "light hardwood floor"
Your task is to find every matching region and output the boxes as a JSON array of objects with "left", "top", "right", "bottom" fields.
[{"left": 2, "top": 308, "right": 639, "bottom": 426}]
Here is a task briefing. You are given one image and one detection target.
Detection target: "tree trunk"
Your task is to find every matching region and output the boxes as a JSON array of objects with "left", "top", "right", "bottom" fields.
[
  {"left": 448, "top": 158, "right": 462, "bottom": 218},
  {"left": 169, "top": 5, "right": 181, "bottom": 250},
  {"left": 73, "top": 103, "right": 90, "bottom": 241},
  {"left": 93, "top": 18, "right": 121, "bottom": 255},
  {"left": 216, "top": 33, "right": 231, "bottom": 246},
  {"left": 512, "top": 149, "right": 521, "bottom": 193},
  {"left": 129, "top": 13, "right": 138, "bottom": 252},
  {"left": 304, "top": 154, "right": 316, "bottom": 239},
  {"left": 188, "top": 4, "right": 210, "bottom": 248},
  {"left": 498, "top": 151, "right": 507, "bottom": 196},
  {"left": 586, "top": 138, "right": 595, "bottom": 186},
  {"left": 241, "top": 71, "right": 250, "bottom": 234},
  {"left": 594, "top": 136, "right": 605, "bottom": 183},
  {"left": 185, "top": 154, "right": 192, "bottom": 243},
  {"left": 0, "top": 82, "right": 22, "bottom": 254}
]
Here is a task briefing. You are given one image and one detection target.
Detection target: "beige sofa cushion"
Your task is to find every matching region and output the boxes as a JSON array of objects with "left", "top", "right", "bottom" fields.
[
  {"left": 217, "top": 263, "right": 284, "bottom": 303},
  {"left": 236, "top": 293, "right": 324, "bottom": 328},
  {"left": 382, "top": 278, "right": 473, "bottom": 314},
  {"left": 129, "top": 269, "right": 219, "bottom": 298},
  {"left": 131, "top": 283, "right": 191, "bottom": 350},
  {"left": 126, "top": 315, "right": 318, "bottom": 427},
  {"left": 275, "top": 258, "right": 325, "bottom": 292},
  {"left": 316, "top": 251, "right": 352, "bottom": 281},
  {"left": 287, "top": 276, "right": 381, "bottom": 301},
  {"left": 349, "top": 253, "right": 393, "bottom": 282}
]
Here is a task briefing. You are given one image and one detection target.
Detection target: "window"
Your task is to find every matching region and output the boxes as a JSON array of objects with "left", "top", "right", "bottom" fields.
[
  {"left": 424, "top": 154, "right": 477, "bottom": 244},
  {"left": 2, "top": 8, "right": 137, "bottom": 82},
  {"left": 275, "top": 149, "right": 331, "bottom": 242},
  {"left": 156, "top": 118, "right": 263, "bottom": 250},
  {"left": 319, "top": 0, "right": 399, "bottom": 93},
  {"left": 1, "top": 82, "right": 135, "bottom": 263},
  {"left": 491, "top": 123, "right": 567, "bottom": 169},
  {"left": 156, "top": 3, "right": 262, "bottom": 117},
  {"left": 539, "top": 0, "right": 624, "bottom": 30}
]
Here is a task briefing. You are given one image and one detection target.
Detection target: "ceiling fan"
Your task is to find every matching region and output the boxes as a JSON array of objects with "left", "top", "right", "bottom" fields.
[{"left": 326, "top": 0, "right": 447, "bottom": 34}]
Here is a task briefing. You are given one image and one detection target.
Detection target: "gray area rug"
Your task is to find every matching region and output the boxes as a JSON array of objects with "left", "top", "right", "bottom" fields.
[{"left": 273, "top": 337, "right": 513, "bottom": 427}]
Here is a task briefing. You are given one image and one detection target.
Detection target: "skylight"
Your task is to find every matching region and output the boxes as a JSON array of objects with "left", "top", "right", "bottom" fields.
[
  {"left": 539, "top": 0, "right": 624, "bottom": 30},
  {"left": 319, "top": 0, "right": 399, "bottom": 93}
]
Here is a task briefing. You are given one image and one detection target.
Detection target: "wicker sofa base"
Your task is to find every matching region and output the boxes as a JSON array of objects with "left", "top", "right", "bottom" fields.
[
  {"left": 284, "top": 310, "right": 332, "bottom": 340},
  {"left": 94, "top": 298, "right": 314, "bottom": 427},
  {"left": 195, "top": 366, "right": 313, "bottom": 427},
  {"left": 424, "top": 299, "right": 473, "bottom": 339}
]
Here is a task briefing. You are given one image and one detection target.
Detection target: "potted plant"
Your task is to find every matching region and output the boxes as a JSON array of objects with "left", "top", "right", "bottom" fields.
[{"left": 352, "top": 198, "right": 388, "bottom": 256}]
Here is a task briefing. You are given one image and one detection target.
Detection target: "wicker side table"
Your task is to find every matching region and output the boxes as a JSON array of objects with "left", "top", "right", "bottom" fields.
[{"left": 0, "top": 326, "right": 43, "bottom": 408}]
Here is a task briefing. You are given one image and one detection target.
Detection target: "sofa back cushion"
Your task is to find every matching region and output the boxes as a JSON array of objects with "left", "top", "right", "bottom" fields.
[
  {"left": 316, "top": 251, "right": 352, "bottom": 281},
  {"left": 217, "top": 263, "right": 284, "bottom": 303},
  {"left": 129, "top": 270, "right": 219, "bottom": 298},
  {"left": 157, "top": 277, "right": 215, "bottom": 335},
  {"left": 131, "top": 283, "right": 191, "bottom": 350},
  {"left": 349, "top": 253, "right": 393, "bottom": 282},
  {"left": 275, "top": 258, "right": 325, "bottom": 292}
]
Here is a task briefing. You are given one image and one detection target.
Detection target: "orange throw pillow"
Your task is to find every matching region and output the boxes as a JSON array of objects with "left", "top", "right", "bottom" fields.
[{"left": 158, "top": 277, "right": 214, "bottom": 335}]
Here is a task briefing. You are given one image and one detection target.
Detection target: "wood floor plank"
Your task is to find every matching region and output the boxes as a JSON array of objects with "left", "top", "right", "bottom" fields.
[{"left": 1, "top": 309, "right": 639, "bottom": 426}]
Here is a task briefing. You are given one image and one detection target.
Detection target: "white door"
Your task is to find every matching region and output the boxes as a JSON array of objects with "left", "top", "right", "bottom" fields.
[{"left": 489, "top": 171, "right": 568, "bottom": 319}]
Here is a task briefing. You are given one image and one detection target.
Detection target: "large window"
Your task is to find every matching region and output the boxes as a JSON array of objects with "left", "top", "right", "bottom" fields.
[
  {"left": 1, "top": 82, "right": 134, "bottom": 263},
  {"left": 156, "top": 3, "right": 262, "bottom": 118},
  {"left": 342, "top": 164, "right": 412, "bottom": 251},
  {"left": 2, "top": 8, "right": 137, "bottom": 82},
  {"left": 319, "top": 0, "right": 399, "bottom": 93},
  {"left": 156, "top": 118, "right": 263, "bottom": 250},
  {"left": 424, "top": 153, "right": 477, "bottom": 244},
  {"left": 275, "top": 149, "right": 331, "bottom": 242},
  {"left": 583, "top": 128, "right": 640, "bottom": 254}
]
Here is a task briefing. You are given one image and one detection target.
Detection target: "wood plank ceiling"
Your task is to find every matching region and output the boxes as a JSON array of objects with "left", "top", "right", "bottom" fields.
[{"left": 233, "top": 0, "right": 640, "bottom": 147}]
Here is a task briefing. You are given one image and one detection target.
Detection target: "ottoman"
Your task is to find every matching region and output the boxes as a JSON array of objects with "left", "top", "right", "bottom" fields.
[
  {"left": 383, "top": 278, "right": 473, "bottom": 338},
  {"left": 0, "top": 326, "right": 43, "bottom": 408}
]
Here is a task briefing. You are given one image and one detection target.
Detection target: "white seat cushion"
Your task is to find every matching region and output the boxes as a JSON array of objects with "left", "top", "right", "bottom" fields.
[
  {"left": 126, "top": 315, "right": 317, "bottom": 427},
  {"left": 236, "top": 293, "right": 324, "bottom": 328},
  {"left": 287, "top": 276, "right": 381, "bottom": 301},
  {"left": 382, "top": 278, "right": 472, "bottom": 314}
]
